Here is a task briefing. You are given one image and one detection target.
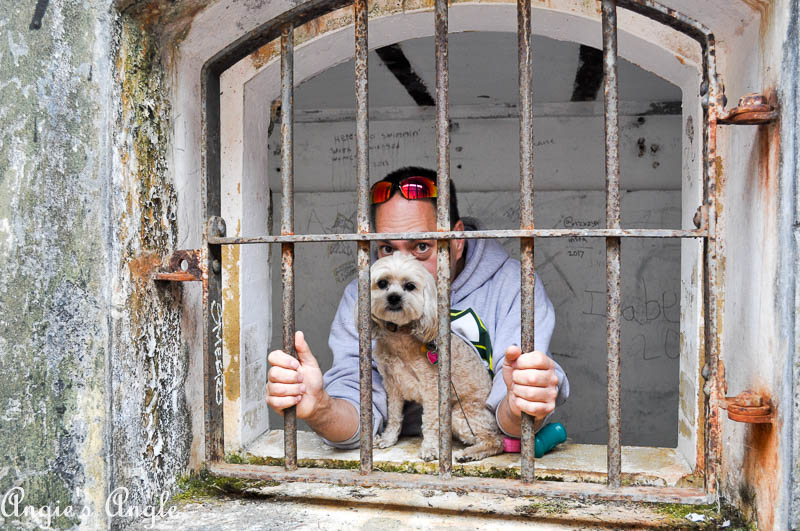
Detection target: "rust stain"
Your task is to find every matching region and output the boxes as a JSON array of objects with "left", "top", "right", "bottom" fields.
[
  {"left": 222, "top": 220, "right": 242, "bottom": 401},
  {"left": 249, "top": 4, "right": 357, "bottom": 70},
  {"left": 250, "top": 40, "right": 281, "bottom": 70},
  {"left": 757, "top": 90, "right": 780, "bottom": 204},
  {"left": 740, "top": 385, "right": 780, "bottom": 530},
  {"left": 740, "top": 0, "right": 773, "bottom": 42},
  {"left": 122, "top": 0, "right": 209, "bottom": 44},
  {"left": 128, "top": 252, "right": 162, "bottom": 281}
]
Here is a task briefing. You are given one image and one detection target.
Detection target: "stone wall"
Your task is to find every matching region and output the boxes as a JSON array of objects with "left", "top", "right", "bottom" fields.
[{"left": 0, "top": 1, "right": 196, "bottom": 528}]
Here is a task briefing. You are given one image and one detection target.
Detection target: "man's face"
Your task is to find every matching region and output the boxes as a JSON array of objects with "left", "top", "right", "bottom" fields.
[{"left": 374, "top": 193, "right": 465, "bottom": 278}]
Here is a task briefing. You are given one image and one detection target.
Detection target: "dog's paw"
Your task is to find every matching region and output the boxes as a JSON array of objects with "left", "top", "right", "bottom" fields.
[
  {"left": 419, "top": 443, "right": 439, "bottom": 462},
  {"left": 454, "top": 437, "right": 505, "bottom": 463},
  {"left": 374, "top": 434, "right": 398, "bottom": 449},
  {"left": 454, "top": 449, "right": 479, "bottom": 463}
]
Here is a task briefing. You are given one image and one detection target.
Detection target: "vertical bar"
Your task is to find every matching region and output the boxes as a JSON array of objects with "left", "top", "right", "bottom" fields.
[
  {"left": 354, "top": 0, "right": 373, "bottom": 475},
  {"left": 701, "top": 37, "right": 721, "bottom": 497},
  {"left": 280, "top": 25, "right": 297, "bottom": 472},
  {"left": 517, "top": 0, "right": 536, "bottom": 484},
  {"left": 434, "top": 0, "right": 452, "bottom": 478},
  {"left": 602, "top": 0, "right": 622, "bottom": 489},
  {"left": 202, "top": 68, "right": 224, "bottom": 462}
]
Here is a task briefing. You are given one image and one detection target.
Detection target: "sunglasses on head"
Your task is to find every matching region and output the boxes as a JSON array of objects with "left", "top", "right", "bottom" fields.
[{"left": 370, "top": 176, "right": 438, "bottom": 205}]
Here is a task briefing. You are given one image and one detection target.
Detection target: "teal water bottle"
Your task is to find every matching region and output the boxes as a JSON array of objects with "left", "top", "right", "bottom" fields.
[
  {"left": 534, "top": 422, "right": 567, "bottom": 458},
  {"left": 502, "top": 422, "right": 567, "bottom": 456}
]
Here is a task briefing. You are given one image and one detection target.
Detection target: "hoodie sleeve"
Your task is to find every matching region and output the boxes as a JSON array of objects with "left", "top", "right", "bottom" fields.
[
  {"left": 486, "top": 264, "right": 570, "bottom": 434},
  {"left": 321, "top": 279, "right": 387, "bottom": 449}
]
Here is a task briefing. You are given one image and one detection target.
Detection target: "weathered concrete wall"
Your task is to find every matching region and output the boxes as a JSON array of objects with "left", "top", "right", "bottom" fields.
[
  {"left": 0, "top": 1, "right": 116, "bottom": 528},
  {"left": 711, "top": 0, "right": 800, "bottom": 529},
  {"left": 788, "top": 5, "right": 800, "bottom": 531},
  {"left": 107, "top": 13, "right": 192, "bottom": 527},
  {"left": 1, "top": 1, "right": 196, "bottom": 528}
]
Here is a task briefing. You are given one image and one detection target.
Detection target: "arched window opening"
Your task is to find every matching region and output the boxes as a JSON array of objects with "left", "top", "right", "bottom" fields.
[{"left": 196, "top": 0, "right": 721, "bottom": 503}]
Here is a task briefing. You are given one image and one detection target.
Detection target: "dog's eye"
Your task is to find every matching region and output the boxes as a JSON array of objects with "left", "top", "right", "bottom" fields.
[
  {"left": 403, "top": 282, "right": 416, "bottom": 291},
  {"left": 377, "top": 279, "right": 388, "bottom": 289}
]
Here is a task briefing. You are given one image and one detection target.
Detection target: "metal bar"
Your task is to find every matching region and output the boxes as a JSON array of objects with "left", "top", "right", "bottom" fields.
[
  {"left": 280, "top": 25, "right": 298, "bottom": 472},
  {"left": 291, "top": 100, "right": 682, "bottom": 123},
  {"left": 354, "top": 0, "right": 373, "bottom": 476},
  {"left": 517, "top": 0, "right": 536, "bottom": 484},
  {"left": 434, "top": 0, "right": 452, "bottom": 478},
  {"left": 616, "top": 0, "right": 711, "bottom": 44},
  {"left": 602, "top": 0, "right": 622, "bottom": 489},
  {"left": 701, "top": 34, "right": 722, "bottom": 496},
  {"left": 202, "top": 67, "right": 224, "bottom": 463},
  {"left": 207, "top": 462, "right": 713, "bottom": 504},
  {"left": 209, "top": 228, "right": 707, "bottom": 245}
]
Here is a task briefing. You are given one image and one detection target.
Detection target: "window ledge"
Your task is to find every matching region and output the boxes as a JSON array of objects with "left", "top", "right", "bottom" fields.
[{"left": 243, "top": 430, "right": 695, "bottom": 488}]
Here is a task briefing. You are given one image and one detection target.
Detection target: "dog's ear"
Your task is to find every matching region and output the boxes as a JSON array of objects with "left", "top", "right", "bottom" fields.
[{"left": 415, "top": 269, "right": 438, "bottom": 343}]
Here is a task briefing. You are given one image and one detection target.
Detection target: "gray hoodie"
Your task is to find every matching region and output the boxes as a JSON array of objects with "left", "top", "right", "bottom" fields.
[{"left": 321, "top": 217, "right": 569, "bottom": 448}]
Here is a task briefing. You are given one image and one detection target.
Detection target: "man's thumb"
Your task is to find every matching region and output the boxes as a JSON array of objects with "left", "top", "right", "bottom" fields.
[
  {"left": 504, "top": 344, "right": 522, "bottom": 366},
  {"left": 294, "top": 331, "right": 318, "bottom": 366}
]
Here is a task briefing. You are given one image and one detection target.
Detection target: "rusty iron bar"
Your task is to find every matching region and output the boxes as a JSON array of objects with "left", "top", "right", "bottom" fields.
[
  {"left": 280, "top": 25, "right": 298, "bottom": 472},
  {"left": 517, "top": 0, "right": 536, "bottom": 484},
  {"left": 208, "top": 228, "right": 707, "bottom": 245},
  {"left": 602, "top": 0, "right": 622, "bottom": 490},
  {"left": 616, "top": 0, "right": 711, "bottom": 44},
  {"left": 701, "top": 33, "right": 722, "bottom": 495},
  {"left": 205, "top": 217, "right": 225, "bottom": 461},
  {"left": 354, "top": 0, "right": 373, "bottom": 476},
  {"left": 208, "top": 462, "right": 712, "bottom": 504},
  {"left": 434, "top": 0, "right": 452, "bottom": 478}
]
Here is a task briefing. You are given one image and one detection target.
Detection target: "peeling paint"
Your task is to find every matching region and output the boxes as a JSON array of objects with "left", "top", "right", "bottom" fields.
[
  {"left": 222, "top": 242, "right": 241, "bottom": 401},
  {"left": 107, "top": 13, "right": 192, "bottom": 527}
]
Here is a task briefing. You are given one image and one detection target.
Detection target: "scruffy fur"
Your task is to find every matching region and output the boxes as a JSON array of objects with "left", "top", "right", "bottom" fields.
[{"left": 368, "top": 253, "right": 504, "bottom": 462}]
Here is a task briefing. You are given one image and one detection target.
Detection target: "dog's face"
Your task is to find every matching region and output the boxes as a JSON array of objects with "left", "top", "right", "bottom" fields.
[{"left": 370, "top": 253, "right": 437, "bottom": 341}]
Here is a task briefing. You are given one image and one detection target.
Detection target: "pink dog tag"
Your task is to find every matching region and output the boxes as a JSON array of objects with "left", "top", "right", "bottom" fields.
[{"left": 427, "top": 350, "right": 438, "bottom": 364}]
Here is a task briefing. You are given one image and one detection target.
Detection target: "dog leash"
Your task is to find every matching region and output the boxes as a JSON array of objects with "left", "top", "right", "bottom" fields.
[
  {"left": 425, "top": 342, "right": 476, "bottom": 438},
  {"left": 450, "top": 381, "right": 476, "bottom": 438}
]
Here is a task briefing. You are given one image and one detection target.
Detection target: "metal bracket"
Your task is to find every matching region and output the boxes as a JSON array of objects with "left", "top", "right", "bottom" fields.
[
  {"left": 718, "top": 93, "right": 778, "bottom": 125},
  {"left": 720, "top": 391, "right": 774, "bottom": 424},
  {"left": 153, "top": 249, "right": 204, "bottom": 282}
]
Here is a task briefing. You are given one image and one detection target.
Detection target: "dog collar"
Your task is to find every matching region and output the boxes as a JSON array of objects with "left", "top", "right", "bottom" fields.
[{"left": 381, "top": 320, "right": 413, "bottom": 334}]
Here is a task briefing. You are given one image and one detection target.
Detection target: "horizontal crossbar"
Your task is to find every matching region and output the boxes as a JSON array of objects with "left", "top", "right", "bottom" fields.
[
  {"left": 209, "top": 228, "right": 707, "bottom": 245},
  {"left": 207, "top": 462, "right": 711, "bottom": 504}
]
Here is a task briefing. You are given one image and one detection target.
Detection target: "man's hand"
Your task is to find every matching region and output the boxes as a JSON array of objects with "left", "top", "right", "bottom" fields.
[
  {"left": 267, "top": 331, "right": 324, "bottom": 419},
  {"left": 500, "top": 346, "right": 559, "bottom": 428}
]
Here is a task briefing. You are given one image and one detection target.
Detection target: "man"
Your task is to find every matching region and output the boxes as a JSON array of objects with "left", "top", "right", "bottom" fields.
[{"left": 267, "top": 167, "right": 569, "bottom": 447}]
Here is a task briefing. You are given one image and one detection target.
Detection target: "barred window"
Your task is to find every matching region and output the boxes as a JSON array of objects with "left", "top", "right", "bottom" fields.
[{"left": 198, "top": 0, "right": 721, "bottom": 504}]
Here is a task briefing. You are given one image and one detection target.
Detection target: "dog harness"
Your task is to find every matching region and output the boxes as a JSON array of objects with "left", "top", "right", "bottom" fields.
[{"left": 422, "top": 308, "right": 494, "bottom": 377}]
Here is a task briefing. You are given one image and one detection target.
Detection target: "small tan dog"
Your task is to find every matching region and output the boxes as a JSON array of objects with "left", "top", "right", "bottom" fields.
[{"left": 369, "top": 252, "right": 504, "bottom": 462}]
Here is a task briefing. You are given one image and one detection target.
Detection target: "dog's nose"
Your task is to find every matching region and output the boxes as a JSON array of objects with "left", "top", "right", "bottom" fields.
[{"left": 387, "top": 293, "right": 402, "bottom": 307}]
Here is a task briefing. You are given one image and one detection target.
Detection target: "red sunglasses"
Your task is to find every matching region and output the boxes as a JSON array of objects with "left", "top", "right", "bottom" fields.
[{"left": 370, "top": 176, "right": 438, "bottom": 204}]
